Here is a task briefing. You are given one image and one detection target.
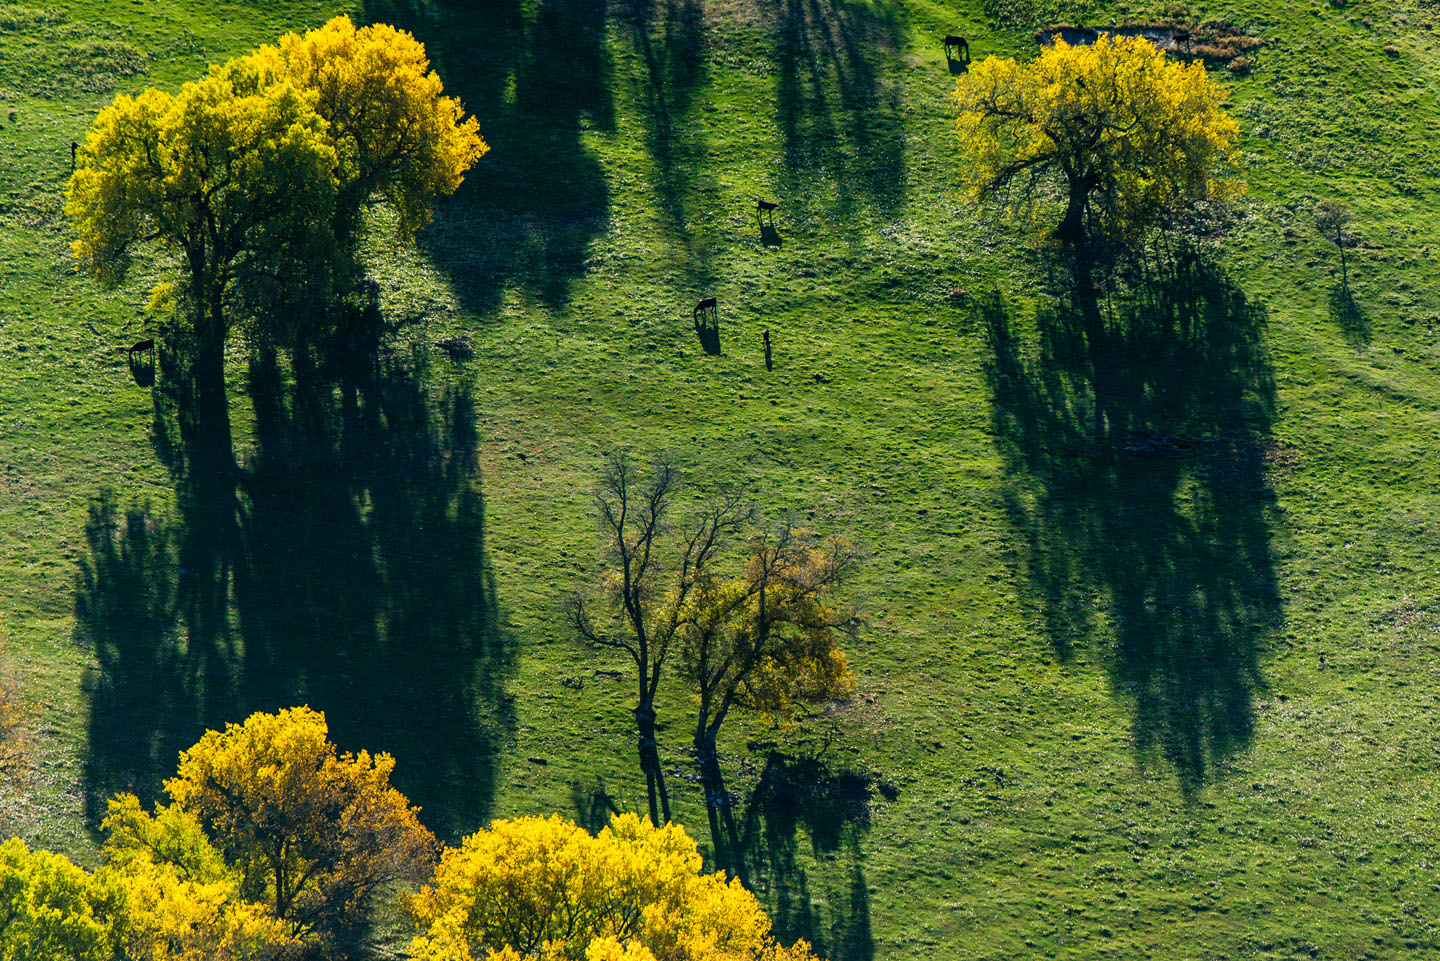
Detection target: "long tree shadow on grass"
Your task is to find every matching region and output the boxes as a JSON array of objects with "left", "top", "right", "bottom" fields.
[
  {"left": 688, "top": 746, "right": 872, "bottom": 960},
  {"left": 76, "top": 320, "right": 515, "bottom": 843},
  {"left": 980, "top": 252, "right": 1281, "bottom": 791},
  {"left": 623, "top": 0, "right": 720, "bottom": 284},
  {"left": 1328, "top": 280, "right": 1371, "bottom": 346},
  {"left": 765, "top": 0, "right": 908, "bottom": 223},
  {"left": 363, "top": 0, "right": 613, "bottom": 312},
  {"left": 731, "top": 751, "right": 874, "bottom": 961}
]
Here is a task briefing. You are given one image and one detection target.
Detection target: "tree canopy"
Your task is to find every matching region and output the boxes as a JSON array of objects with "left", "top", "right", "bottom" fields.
[
  {"left": 953, "top": 35, "right": 1241, "bottom": 245},
  {"left": 407, "top": 813, "right": 818, "bottom": 961},
  {"left": 232, "top": 15, "right": 487, "bottom": 238},
  {"left": 101, "top": 795, "right": 294, "bottom": 961},
  {"left": 161, "top": 706, "right": 438, "bottom": 948},
  {"left": 2, "top": 711, "right": 823, "bottom": 961},
  {"left": 66, "top": 73, "right": 336, "bottom": 333},
  {"left": 65, "top": 16, "right": 487, "bottom": 414},
  {"left": 678, "top": 523, "right": 857, "bottom": 755}
]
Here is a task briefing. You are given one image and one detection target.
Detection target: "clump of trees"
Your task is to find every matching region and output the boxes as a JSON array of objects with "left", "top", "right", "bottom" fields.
[
  {"left": 566, "top": 454, "right": 752, "bottom": 824},
  {"left": 0, "top": 708, "right": 814, "bottom": 961},
  {"left": 65, "top": 15, "right": 487, "bottom": 439},
  {"left": 568, "top": 453, "right": 859, "bottom": 849},
  {"left": 678, "top": 523, "right": 856, "bottom": 771},
  {"left": 408, "top": 812, "right": 817, "bottom": 961},
  {"left": 952, "top": 34, "right": 1241, "bottom": 247}
]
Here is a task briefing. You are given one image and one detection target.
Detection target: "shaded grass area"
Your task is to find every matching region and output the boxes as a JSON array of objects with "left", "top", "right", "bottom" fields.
[
  {"left": 74, "top": 329, "right": 515, "bottom": 843},
  {"left": 983, "top": 254, "right": 1281, "bottom": 791},
  {"left": 1, "top": 0, "right": 1440, "bottom": 959}
]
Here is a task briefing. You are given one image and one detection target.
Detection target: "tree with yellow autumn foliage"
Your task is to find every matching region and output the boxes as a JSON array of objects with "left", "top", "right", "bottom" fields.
[
  {"left": 679, "top": 524, "right": 857, "bottom": 758},
  {"left": 66, "top": 16, "right": 486, "bottom": 448},
  {"left": 152, "top": 706, "right": 437, "bottom": 954},
  {"left": 408, "top": 813, "right": 818, "bottom": 961},
  {"left": 676, "top": 523, "right": 857, "bottom": 875},
  {"left": 66, "top": 71, "right": 336, "bottom": 459},
  {"left": 567, "top": 453, "right": 754, "bottom": 826},
  {"left": 953, "top": 34, "right": 1241, "bottom": 246}
]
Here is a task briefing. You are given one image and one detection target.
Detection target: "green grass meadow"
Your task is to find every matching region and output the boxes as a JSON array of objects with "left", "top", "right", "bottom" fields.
[{"left": 4, "top": 0, "right": 1440, "bottom": 957}]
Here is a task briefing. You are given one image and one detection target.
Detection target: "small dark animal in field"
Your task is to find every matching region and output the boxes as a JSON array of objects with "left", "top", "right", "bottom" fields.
[
  {"left": 693, "top": 298, "right": 721, "bottom": 355},
  {"left": 694, "top": 297, "right": 718, "bottom": 327},
  {"left": 756, "top": 198, "right": 778, "bottom": 225},
  {"left": 944, "top": 34, "right": 969, "bottom": 61},
  {"left": 126, "top": 337, "right": 156, "bottom": 387}
]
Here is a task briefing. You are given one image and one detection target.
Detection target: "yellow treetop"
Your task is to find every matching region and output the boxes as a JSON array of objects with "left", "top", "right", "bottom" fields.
[
  {"left": 228, "top": 14, "right": 488, "bottom": 236},
  {"left": 66, "top": 15, "right": 485, "bottom": 344},
  {"left": 66, "top": 73, "right": 336, "bottom": 291},
  {"left": 678, "top": 526, "right": 857, "bottom": 749},
  {"left": 408, "top": 813, "right": 818, "bottom": 961},
  {"left": 953, "top": 34, "right": 1241, "bottom": 243},
  {"left": 164, "top": 706, "right": 438, "bottom": 946}
]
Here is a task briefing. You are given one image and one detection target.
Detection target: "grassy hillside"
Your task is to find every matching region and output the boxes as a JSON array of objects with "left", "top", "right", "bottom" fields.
[{"left": 3, "top": 0, "right": 1440, "bottom": 958}]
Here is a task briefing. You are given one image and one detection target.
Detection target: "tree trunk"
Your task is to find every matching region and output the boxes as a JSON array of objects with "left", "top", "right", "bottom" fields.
[
  {"left": 635, "top": 703, "right": 671, "bottom": 825},
  {"left": 186, "top": 249, "right": 235, "bottom": 476},
  {"left": 1057, "top": 175, "right": 1089, "bottom": 245}
]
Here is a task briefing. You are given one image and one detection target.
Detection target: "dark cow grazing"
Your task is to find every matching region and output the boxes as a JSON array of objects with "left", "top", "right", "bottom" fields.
[
  {"left": 126, "top": 337, "right": 156, "bottom": 387},
  {"left": 693, "top": 297, "right": 717, "bottom": 325},
  {"left": 756, "top": 198, "right": 779, "bottom": 224},
  {"left": 944, "top": 34, "right": 969, "bottom": 61},
  {"left": 693, "top": 298, "right": 721, "bottom": 355}
]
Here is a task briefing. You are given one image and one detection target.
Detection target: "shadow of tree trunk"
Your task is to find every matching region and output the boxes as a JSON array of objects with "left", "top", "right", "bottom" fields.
[
  {"left": 733, "top": 750, "right": 875, "bottom": 960},
  {"left": 1328, "top": 281, "right": 1371, "bottom": 346}
]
